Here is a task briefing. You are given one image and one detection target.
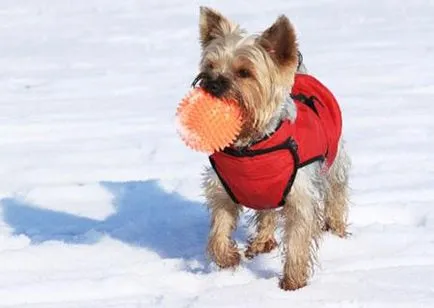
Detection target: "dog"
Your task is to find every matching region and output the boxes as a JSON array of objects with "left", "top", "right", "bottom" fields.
[{"left": 195, "top": 7, "right": 350, "bottom": 291}]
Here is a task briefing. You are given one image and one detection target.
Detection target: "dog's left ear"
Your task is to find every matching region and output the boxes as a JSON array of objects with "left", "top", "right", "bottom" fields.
[
  {"left": 199, "top": 7, "right": 239, "bottom": 49},
  {"left": 258, "top": 15, "right": 298, "bottom": 70}
]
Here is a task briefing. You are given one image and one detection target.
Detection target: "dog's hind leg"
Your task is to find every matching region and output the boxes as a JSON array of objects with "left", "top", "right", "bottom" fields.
[
  {"left": 323, "top": 141, "right": 351, "bottom": 238},
  {"left": 204, "top": 168, "right": 242, "bottom": 269},
  {"left": 245, "top": 210, "right": 278, "bottom": 259}
]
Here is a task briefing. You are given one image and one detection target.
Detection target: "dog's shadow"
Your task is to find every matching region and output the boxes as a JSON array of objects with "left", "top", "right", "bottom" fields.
[
  {"left": 1, "top": 180, "right": 280, "bottom": 278},
  {"left": 1, "top": 180, "right": 209, "bottom": 260}
]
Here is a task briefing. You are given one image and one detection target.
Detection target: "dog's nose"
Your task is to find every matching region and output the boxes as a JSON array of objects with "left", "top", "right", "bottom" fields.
[{"left": 202, "top": 76, "right": 229, "bottom": 98}]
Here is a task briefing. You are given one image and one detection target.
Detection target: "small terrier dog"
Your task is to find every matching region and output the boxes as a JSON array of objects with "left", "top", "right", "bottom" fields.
[{"left": 196, "top": 7, "right": 350, "bottom": 291}]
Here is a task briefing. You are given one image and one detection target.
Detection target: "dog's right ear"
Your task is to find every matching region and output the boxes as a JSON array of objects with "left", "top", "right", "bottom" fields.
[{"left": 199, "top": 7, "right": 238, "bottom": 49}]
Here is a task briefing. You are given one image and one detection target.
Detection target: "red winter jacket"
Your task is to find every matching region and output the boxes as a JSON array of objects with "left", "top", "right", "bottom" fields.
[{"left": 209, "top": 74, "right": 342, "bottom": 210}]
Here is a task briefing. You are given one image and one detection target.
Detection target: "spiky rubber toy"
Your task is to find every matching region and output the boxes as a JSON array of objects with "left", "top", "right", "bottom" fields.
[{"left": 176, "top": 88, "right": 243, "bottom": 154}]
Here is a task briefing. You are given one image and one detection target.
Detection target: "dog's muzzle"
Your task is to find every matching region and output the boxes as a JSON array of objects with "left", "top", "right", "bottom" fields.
[{"left": 192, "top": 72, "right": 230, "bottom": 98}]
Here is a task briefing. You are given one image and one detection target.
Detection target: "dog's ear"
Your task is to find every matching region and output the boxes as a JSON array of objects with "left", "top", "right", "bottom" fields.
[
  {"left": 199, "top": 7, "right": 238, "bottom": 49},
  {"left": 258, "top": 15, "right": 298, "bottom": 69}
]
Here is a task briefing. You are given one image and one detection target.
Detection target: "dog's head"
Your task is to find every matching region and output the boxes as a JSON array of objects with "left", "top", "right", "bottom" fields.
[{"left": 195, "top": 7, "right": 299, "bottom": 146}]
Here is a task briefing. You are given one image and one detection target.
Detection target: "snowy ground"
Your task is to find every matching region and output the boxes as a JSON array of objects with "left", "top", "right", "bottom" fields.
[{"left": 1, "top": 0, "right": 434, "bottom": 307}]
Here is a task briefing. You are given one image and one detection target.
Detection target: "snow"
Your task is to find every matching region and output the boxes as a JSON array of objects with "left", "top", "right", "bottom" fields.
[{"left": 1, "top": 0, "right": 434, "bottom": 307}]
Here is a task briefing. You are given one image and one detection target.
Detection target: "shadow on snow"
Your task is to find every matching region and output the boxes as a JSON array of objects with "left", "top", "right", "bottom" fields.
[{"left": 1, "top": 180, "right": 209, "bottom": 260}]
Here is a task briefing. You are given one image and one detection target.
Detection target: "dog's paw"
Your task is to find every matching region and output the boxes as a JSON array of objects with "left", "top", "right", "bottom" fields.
[
  {"left": 215, "top": 249, "right": 241, "bottom": 269},
  {"left": 244, "top": 238, "right": 278, "bottom": 259},
  {"left": 208, "top": 240, "right": 241, "bottom": 269},
  {"left": 279, "top": 276, "right": 307, "bottom": 291}
]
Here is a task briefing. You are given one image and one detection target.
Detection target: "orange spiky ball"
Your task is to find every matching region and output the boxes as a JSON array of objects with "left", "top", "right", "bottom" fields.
[{"left": 176, "top": 88, "right": 243, "bottom": 154}]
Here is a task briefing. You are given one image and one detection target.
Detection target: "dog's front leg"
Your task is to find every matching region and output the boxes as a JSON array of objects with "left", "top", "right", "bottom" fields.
[
  {"left": 279, "top": 167, "right": 323, "bottom": 290},
  {"left": 207, "top": 197, "right": 241, "bottom": 268},
  {"left": 204, "top": 174, "right": 241, "bottom": 269}
]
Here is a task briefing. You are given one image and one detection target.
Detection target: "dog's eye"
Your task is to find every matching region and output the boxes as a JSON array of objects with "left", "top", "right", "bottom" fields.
[
  {"left": 237, "top": 69, "right": 251, "bottom": 78},
  {"left": 206, "top": 63, "right": 214, "bottom": 70}
]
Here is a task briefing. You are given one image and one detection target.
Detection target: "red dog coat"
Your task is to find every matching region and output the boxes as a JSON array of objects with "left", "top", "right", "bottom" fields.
[{"left": 209, "top": 74, "right": 342, "bottom": 210}]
